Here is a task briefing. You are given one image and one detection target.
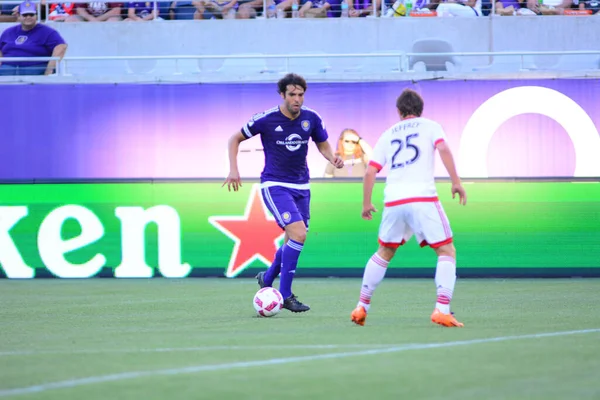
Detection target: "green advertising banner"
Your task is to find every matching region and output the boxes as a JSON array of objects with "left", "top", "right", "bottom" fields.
[{"left": 0, "top": 181, "right": 598, "bottom": 279}]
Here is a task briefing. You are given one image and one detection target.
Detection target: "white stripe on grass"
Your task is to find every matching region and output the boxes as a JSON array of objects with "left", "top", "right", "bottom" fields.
[
  {"left": 0, "top": 328, "right": 598, "bottom": 397},
  {"left": 0, "top": 344, "right": 393, "bottom": 356}
]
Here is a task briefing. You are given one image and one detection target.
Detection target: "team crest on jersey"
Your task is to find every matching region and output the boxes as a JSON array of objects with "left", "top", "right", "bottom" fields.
[
  {"left": 15, "top": 36, "right": 28, "bottom": 45},
  {"left": 301, "top": 120, "right": 310, "bottom": 132},
  {"left": 282, "top": 212, "right": 291, "bottom": 222}
]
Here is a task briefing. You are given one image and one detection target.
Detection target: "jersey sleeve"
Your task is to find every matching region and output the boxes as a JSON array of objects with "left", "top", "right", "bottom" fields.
[
  {"left": 241, "top": 113, "right": 265, "bottom": 139},
  {"left": 0, "top": 30, "right": 8, "bottom": 52},
  {"left": 368, "top": 133, "right": 388, "bottom": 173},
  {"left": 431, "top": 122, "right": 447, "bottom": 148},
  {"left": 45, "top": 30, "right": 66, "bottom": 53},
  {"left": 310, "top": 112, "right": 328, "bottom": 143}
]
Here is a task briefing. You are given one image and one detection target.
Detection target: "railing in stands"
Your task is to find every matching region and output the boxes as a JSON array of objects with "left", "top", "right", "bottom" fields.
[{"left": 2, "top": 50, "right": 600, "bottom": 76}]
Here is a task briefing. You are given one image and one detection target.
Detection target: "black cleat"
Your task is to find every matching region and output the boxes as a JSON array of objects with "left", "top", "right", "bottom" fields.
[
  {"left": 255, "top": 271, "right": 267, "bottom": 289},
  {"left": 282, "top": 294, "right": 310, "bottom": 313}
]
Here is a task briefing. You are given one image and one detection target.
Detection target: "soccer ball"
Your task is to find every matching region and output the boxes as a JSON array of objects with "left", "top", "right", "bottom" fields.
[{"left": 253, "top": 287, "right": 283, "bottom": 317}]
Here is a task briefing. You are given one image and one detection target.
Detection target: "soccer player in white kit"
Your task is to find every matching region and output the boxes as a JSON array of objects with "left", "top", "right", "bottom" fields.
[{"left": 350, "top": 89, "right": 467, "bottom": 327}]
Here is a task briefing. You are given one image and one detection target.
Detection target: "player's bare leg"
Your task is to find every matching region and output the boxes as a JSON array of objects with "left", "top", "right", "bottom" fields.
[
  {"left": 351, "top": 245, "right": 395, "bottom": 326},
  {"left": 280, "top": 222, "right": 310, "bottom": 312},
  {"left": 430, "top": 242, "right": 464, "bottom": 327}
]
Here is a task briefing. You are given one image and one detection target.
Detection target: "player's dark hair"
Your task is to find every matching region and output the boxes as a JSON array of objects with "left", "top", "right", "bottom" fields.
[
  {"left": 277, "top": 73, "right": 307, "bottom": 95},
  {"left": 396, "top": 89, "right": 424, "bottom": 118}
]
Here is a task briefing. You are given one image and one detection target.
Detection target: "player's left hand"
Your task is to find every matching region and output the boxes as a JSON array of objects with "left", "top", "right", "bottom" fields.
[
  {"left": 451, "top": 183, "right": 467, "bottom": 205},
  {"left": 223, "top": 171, "right": 242, "bottom": 192},
  {"left": 362, "top": 204, "right": 377, "bottom": 220},
  {"left": 332, "top": 156, "right": 344, "bottom": 169}
]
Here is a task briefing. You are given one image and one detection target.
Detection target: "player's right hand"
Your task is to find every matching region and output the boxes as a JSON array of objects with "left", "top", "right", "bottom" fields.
[
  {"left": 362, "top": 204, "right": 377, "bottom": 220},
  {"left": 223, "top": 171, "right": 242, "bottom": 192},
  {"left": 451, "top": 184, "right": 467, "bottom": 205}
]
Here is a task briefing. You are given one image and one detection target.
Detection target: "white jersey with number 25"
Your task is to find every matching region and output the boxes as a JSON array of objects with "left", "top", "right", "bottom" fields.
[{"left": 369, "top": 117, "right": 446, "bottom": 206}]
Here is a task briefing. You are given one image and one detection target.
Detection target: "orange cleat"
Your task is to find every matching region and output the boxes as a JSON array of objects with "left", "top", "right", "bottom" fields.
[
  {"left": 431, "top": 309, "right": 464, "bottom": 327},
  {"left": 351, "top": 306, "right": 367, "bottom": 326}
]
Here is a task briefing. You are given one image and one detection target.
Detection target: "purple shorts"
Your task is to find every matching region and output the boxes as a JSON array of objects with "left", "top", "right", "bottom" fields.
[{"left": 261, "top": 186, "right": 310, "bottom": 230}]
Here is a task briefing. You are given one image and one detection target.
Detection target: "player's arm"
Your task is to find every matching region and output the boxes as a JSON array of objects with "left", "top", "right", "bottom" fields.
[
  {"left": 362, "top": 136, "right": 386, "bottom": 220},
  {"left": 311, "top": 114, "right": 343, "bottom": 169},
  {"left": 315, "top": 141, "right": 343, "bottom": 168},
  {"left": 224, "top": 131, "right": 248, "bottom": 192},
  {"left": 362, "top": 164, "right": 378, "bottom": 220},
  {"left": 436, "top": 140, "right": 467, "bottom": 205}
]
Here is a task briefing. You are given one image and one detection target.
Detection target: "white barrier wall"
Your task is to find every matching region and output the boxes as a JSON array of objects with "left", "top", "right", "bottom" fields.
[{"left": 1, "top": 17, "right": 598, "bottom": 57}]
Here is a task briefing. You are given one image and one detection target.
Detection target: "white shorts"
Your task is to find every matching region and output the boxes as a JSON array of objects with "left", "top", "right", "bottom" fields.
[{"left": 378, "top": 199, "right": 453, "bottom": 249}]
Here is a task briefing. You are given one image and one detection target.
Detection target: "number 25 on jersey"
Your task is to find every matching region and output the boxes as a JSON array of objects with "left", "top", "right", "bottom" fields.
[{"left": 391, "top": 133, "right": 420, "bottom": 170}]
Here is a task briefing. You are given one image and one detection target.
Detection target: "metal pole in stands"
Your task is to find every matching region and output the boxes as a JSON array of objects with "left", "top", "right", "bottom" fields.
[
  {"left": 380, "top": 0, "right": 385, "bottom": 17},
  {"left": 59, "top": 58, "right": 66, "bottom": 76},
  {"left": 55, "top": 57, "right": 61, "bottom": 76},
  {"left": 263, "top": 0, "right": 267, "bottom": 16},
  {"left": 153, "top": 1, "right": 158, "bottom": 19}
]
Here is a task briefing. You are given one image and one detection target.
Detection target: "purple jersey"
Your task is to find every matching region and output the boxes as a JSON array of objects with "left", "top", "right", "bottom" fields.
[
  {"left": 499, "top": 0, "right": 521, "bottom": 8},
  {"left": 127, "top": 1, "right": 154, "bottom": 17},
  {"left": 0, "top": 24, "right": 65, "bottom": 67},
  {"left": 242, "top": 106, "right": 328, "bottom": 186}
]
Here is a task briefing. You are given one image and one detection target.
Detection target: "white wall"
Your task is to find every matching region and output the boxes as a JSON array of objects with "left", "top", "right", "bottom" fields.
[
  {"left": 1, "top": 17, "right": 599, "bottom": 80},
  {"left": 1, "top": 17, "right": 597, "bottom": 56}
]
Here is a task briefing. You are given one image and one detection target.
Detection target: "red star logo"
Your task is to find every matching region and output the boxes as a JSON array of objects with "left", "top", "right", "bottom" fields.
[{"left": 208, "top": 184, "right": 284, "bottom": 278}]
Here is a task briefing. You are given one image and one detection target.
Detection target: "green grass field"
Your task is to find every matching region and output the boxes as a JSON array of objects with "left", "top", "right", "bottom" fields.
[{"left": 0, "top": 278, "right": 599, "bottom": 399}]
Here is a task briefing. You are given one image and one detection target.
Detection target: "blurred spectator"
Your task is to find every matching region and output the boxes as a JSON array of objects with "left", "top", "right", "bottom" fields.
[
  {"left": 574, "top": 0, "right": 599, "bottom": 13},
  {"left": 150, "top": 1, "right": 171, "bottom": 18},
  {"left": 197, "top": 0, "right": 238, "bottom": 19},
  {"left": 417, "top": 0, "right": 442, "bottom": 10},
  {"left": 495, "top": 0, "right": 535, "bottom": 14},
  {"left": 169, "top": 1, "right": 203, "bottom": 19},
  {"left": 236, "top": 0, "right": 264, "bottom": 18},
  {"left": 436, "top": 0, "right": 482, "bottom": 15},
  {"left": 324, "top": 129, "right": 373, "bottom": 178},
  {"left": 76, "top": 2, "right": 123, "bottom": 21},
  {"left": 47, "top": 2, "right": 81, "bottom": 21},
  {"left": 347, "top": 0, "right": 387, "bottom": 16},
  {"left": 277, "top": 0, "right": 295, "bottom": 16},
  {"left": 0, "top": 2, "right": 18, "bottom": 22},
  {"left": 0, "top": 1, "right": 68, "bottom": 76},
  {"left": 527, "top": 0, "right": 572, "bottom": 13},
  {"left": 299, "top": 0, "right": 332, "bottom": 16},
  {"left": 384, "top": 0, "right": 439, "bottom": 15},
  {"left": 263, "top": 0, "right": 296, "bottom": 17},
  {"left": 480, "top": 0, "right": 492, "bottom": 13},
  {"left": 126, "top": 1, "right": 160, "bottom": 19}
]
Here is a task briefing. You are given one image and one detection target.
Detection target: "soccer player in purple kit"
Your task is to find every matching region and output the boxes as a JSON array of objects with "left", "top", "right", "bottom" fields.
[{"left": 224, "top": 73, "right": 344, "bottom": 313}]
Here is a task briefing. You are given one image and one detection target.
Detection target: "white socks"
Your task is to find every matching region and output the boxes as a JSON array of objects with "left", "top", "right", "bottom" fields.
[
  {"left": 358, "top": 253, "right": 389, "bottom": 312},
  {"left": 435, "top": 255, "right": 457, "bottom": 314}
]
